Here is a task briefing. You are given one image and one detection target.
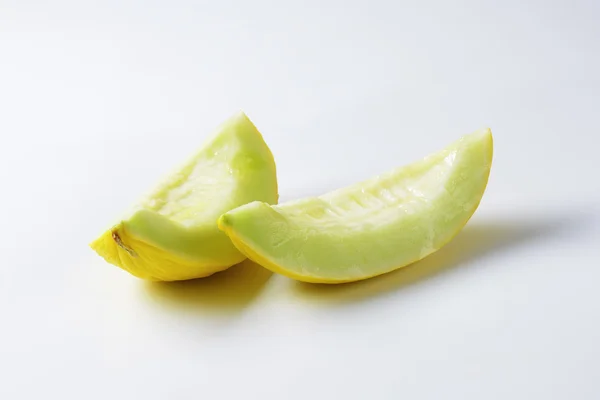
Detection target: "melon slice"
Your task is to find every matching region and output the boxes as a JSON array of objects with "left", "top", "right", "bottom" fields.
[
  {"left": 218, "top": 128, "right": 493, "bottom": 284},
  {"left": 90, "top": 112, "right": 278, "bottom": 281}
]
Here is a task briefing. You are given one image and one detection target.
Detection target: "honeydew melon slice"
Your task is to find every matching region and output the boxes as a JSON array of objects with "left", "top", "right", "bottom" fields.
[
  {"left": 218, "top": 129, "right": 492, "bottom": 284},
  {"left": 90, "top": 112, "right": 278, "bottom": 281}
]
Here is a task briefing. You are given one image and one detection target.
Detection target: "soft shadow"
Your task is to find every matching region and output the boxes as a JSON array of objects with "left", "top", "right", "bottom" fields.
[
  {"left": 143, "top": 259, "right": 272, "bottom": 315},
  {"left": 292, "top": 215, "right": 581, "bottom": 303}
]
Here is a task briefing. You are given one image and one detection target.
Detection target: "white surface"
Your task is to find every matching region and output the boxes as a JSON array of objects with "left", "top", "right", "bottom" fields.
[{"left": 1, "top": 1, "right": 599, "bottom": 399}]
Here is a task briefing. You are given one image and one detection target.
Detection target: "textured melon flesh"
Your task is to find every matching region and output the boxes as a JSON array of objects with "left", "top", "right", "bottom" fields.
[
  {"left": 219, "top": 129, "right": 493, "bottom": 284},
  {"left": 90, "top": 112, "right": 278, "bottom": 281}
]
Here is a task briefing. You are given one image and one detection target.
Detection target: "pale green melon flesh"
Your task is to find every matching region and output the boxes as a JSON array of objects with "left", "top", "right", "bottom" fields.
[
  {"left": 90, "top": 112, "right": 278, "bottom": 281},
  {"left": 125, "top": 112, "right": 278, "bottom": 260},
  {"left": 219, "top": 129, "right": 493, "bottom": 283}
]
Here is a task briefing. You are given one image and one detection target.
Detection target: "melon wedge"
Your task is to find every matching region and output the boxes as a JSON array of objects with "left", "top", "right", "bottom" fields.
[
  {"left": 90, "top": 112, "right": 278, "bottom": 281},
  {"left": 218, "top": 128, "right": 493, "bottom": 284}
]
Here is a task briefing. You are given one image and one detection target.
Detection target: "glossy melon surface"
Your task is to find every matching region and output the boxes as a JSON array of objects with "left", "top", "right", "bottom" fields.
[
  {"left": 219, "top": 129, "right": 492, "bottom": 283},
  {"left": 91, "top": 112, "right": 278, "bottom": 281}
]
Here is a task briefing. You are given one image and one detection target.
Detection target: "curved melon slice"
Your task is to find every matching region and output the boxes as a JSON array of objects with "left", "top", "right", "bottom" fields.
[
  {"left": 90, "top": 112, "right": 278, "bottom": 281},
  {"left": 218, "top": 128, "right": 493, "bottom": 284}
]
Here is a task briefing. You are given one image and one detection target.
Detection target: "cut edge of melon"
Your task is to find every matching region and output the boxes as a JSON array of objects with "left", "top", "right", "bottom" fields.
[
  {"left": 218, "top": 128, "right": 493, "bottom": 284},
  {"left": 89, "top": 110, "right": 278, "bottom": 281}
]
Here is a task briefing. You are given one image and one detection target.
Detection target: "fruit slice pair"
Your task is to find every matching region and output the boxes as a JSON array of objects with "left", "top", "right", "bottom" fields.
[
  {"left": 91, "top": 112, "right": 492, "bottom": 284},
  {"left": 219, "top": 128, "right": 493, "bottom": 283},
  {"left": 90, "top": 112, "right": 278, "bottom": 281}
]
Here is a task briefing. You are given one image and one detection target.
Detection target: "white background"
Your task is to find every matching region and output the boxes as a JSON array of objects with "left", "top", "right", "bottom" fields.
[{"left": 1, "top": 0, "right": 599, "bottom": 399}]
